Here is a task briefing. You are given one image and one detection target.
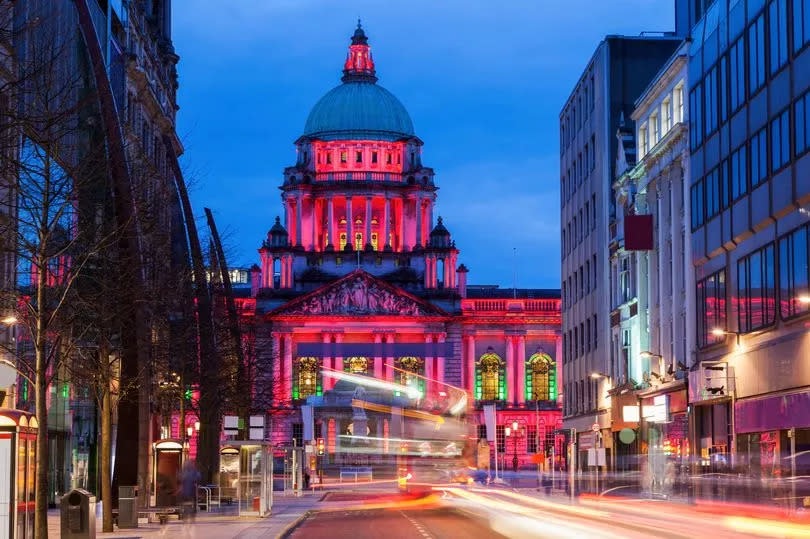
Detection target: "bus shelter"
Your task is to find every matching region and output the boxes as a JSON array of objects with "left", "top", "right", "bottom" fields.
[
  {"left": 0, "top": 409, "right": 38, "bottom": 539},
  {"left": 219, "top": 441, "right": 273, "bottom": 517}
]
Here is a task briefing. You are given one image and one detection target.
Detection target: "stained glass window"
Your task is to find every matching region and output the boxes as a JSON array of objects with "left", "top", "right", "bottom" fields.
[
  {"left": 345, "top": 357, "right": 369, "bottom": 374},
  {"left": 397, "top": 357, "right": 425, "bottom": 397},
  {"left": 293, "top": 357, "right": 321, "bottom": 399},
  {"left": 525, "top": 353, "right": 556, "bottom": 401},
  {"left": 475, "top": 349, "right": 504, "bottom": 401}
]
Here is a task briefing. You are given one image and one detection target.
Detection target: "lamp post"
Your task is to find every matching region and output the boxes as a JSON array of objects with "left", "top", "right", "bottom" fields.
[{"left": 506, "top": 420, "right": 523, "bottom": 474}]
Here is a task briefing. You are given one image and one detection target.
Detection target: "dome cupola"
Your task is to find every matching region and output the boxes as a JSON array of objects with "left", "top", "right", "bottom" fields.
[
  {"left": 302, "top": 22, "right": 415, "bottom": 142},
  {"left": 429, "top": 216, "right": 452, "bottom": 248},
  {"left": 267, "top": 216, "right": 289, "bottom": 247}
]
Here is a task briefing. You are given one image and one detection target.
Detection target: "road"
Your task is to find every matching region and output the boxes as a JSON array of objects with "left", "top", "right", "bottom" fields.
[{"left": 287, "top": 507, "right": 506, "bottom": 539}]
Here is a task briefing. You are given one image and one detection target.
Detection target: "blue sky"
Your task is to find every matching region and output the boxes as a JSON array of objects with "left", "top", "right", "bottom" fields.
[{"left": 173, "top": 0, "right": 674, "bottom": 288}]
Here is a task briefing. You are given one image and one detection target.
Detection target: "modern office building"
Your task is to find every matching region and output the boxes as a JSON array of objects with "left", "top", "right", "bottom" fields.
[
  {"left": 559, "top": 35, "right": 682, "bottom": 467},
  {"left": 611, "top": 40, "right": 693, "bottom": 479},
  {"left": 686, "top": 0, "right": 810, "bottom": 475}
]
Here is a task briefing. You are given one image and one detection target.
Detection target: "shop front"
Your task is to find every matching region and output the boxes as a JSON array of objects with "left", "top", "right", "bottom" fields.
[{"left": 637, "top": 382, "right": 688, "bottom": 498}]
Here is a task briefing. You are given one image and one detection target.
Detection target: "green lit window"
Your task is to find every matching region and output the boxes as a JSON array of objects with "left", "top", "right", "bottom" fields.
[
  {"left": 345, "top": 357, "right": 369, "bottom": 374},
  {"left": 397, "top": 357, "right": 425, "bottom": 397},
  {"left": 475, "top": 349, "right": 504, "bottom": 401},
  {"left": 525, "top": 353, "right": 556, "bottom": 401},
  {"left": 293, "top": 357, "right": 321, "bottom": 400}
]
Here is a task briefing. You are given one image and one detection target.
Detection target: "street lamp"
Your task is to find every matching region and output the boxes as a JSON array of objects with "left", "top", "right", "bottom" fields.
[
  {"left": 507, "top": 420, "right": 523, "bottom": 473},
  {"left": 711, "top": 328, "right": 740, "bottom": 344},
  {"left": 590, "top": 372, "right": 609, "bottom": 380},
  {"left": 0, "top": 316, "right": 17, "bottom": 325},
  {"left": 798, "top": 295, "right": 810, "bottom": 305}
]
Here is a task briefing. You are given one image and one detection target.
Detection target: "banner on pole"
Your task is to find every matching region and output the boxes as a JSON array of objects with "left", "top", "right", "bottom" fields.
[{"left": 483, "top": 404, "right": 496, "bottom": 442}]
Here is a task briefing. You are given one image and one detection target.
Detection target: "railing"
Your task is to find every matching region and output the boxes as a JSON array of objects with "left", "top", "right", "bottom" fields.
[
  {"left": 339, "top": 467, "right": 373, "bottom": 483},
  {"left": 197, "top": 485, "right": 221, "bottom": 512},
  {"left": 462, "top": 299, "right": 560, "bottom": 313},
  {"left": 315, "top": 171, "right": 401, "bottom": 182}
]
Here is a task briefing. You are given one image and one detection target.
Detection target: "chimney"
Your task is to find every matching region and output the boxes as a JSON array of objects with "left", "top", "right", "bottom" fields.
[{"left": 456, "top": 264, "right": 468, "bottom": 298}]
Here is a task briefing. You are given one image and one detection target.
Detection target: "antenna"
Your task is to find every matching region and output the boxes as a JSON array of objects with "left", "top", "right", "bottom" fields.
[
  {"left": 356, "top": 248, "right": 361, "bottom": 269},
  {"left": 513, "top": 247, "right": 517, "bottom": 299}
]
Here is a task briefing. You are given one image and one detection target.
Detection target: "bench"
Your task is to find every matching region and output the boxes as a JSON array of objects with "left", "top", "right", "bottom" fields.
[
  {"left": 339, "top": 467, "right": 373, "bottom": 483},
  {"left": 137, "top": 506, "right": 178, "bottom": 524}
]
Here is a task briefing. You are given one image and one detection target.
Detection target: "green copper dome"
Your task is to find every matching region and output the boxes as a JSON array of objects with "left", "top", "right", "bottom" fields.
[
  {"left": 303, "top": 81, "right": 414, "bottom": 142},
  {"left": 302, "top": 23, "right": 415, "bottom": 142}
]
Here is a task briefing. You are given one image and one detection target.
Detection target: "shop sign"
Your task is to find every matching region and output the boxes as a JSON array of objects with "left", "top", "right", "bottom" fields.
[{"left": 578, "top": 432, "right": 596, "bottom": 450}]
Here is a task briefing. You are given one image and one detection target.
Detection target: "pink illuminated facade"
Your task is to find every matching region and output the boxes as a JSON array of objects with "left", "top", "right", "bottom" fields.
[{"left": 239, "top": 23, "right": 562, "bottom": 470}]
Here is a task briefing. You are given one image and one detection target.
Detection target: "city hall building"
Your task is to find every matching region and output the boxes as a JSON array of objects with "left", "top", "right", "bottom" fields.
[{"left": 236, "top": 24, "right": 562, "bottom": 469}]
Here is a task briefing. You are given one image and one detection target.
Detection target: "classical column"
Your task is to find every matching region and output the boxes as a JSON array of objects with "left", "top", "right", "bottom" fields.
[
  {"left": 346, "top": 197, "right": 353, "bottom": 249},
  {"left": 555, "top": 333, "right": 563, "bottom": 405},
  {"left": 334, "top": 334, "right": 344, "bottom": 373},
  {"left": 424, "top": 334, "right": 434, "bottom": 398},
  {"left": 505, "top": 336, "right": 514, "bottom": 404},
  {"left": 427, "top": 199, "right": 434, "bottom": 236},
  {"left": 398, "top": 198, "right": 405, "bottom": 251},
  {"left": 327, "top": 196, "right": 335, "bottom": 249},
  {"left": 436, "top": 333, "right": 446, "bottom": 388},
  {"left": 365, "top": 196, "right": 372, "bottom": 248},
  {"left": 295, "top": 196, "right": 303, "bottom": 247},
  {"left": 285, "top": 198, "right": 292, "bottom": 238},
  {"left": 415, "top": 199, "right": 422, "bottom": 248},
  {"left": 424, "top": 256, "right": 431, "bottom": 288},
  {"left": 310, "top": 196, "right": 317, "bottom": 250},
  {"left": 517, "top": 335, "right": 526, "bottom": 405},
  {"left": 385, "top": 334, "right": 394, "bottom": 382},
  {"left": 272, "top": 333, "right": 281, "bottom": 406},
  {"left": 284, "top": 334, "right": 293, "bottom": 403},
  {"left": 443, "top": 257, "right": 451, "bottom": 287},
  {"left": 383, "top": 195, "right": 391, "bottom": 249},
  {"left": 323, "top": 333, "right": 333, "bottom": 390},
  {"left": 373, "top": 334, "right": 383, "bottom": 379},
  {"left": 466, "top": 335, "right": 476, "bottom": 394}
]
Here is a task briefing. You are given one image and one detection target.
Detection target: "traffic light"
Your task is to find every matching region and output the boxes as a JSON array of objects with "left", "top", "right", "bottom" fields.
[{"left": 317, "top": 437, "right": 325, "bottom": 456}]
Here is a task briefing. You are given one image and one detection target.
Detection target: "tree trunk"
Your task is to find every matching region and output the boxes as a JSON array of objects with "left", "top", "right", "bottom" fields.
[
  {"left": 100, "top": 339, "right": 113, "bottom": 532},
  {"left": 34, "top": 256, "right": 49, "bottom": 539}
]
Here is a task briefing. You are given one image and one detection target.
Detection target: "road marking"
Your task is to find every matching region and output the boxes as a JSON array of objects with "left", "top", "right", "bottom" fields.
[{"left": 399, "top": 510, "right": 435, "bottom": 539}]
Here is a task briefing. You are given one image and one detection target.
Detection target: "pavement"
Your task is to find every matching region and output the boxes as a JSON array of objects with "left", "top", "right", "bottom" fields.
[{"left": 46, "top": 493, "right": 324, "bottom": 539}]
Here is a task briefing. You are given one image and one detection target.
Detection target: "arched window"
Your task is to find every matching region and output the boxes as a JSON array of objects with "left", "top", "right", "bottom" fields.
[
  {"left": 526, "top": 353, "right": 556, "bottom": 401},
  {"left": 397, "top": 357, "right": 425, "bottom": 396},
  {"left": 345, "top": 357, "right": 369, "bottom": 374},
  {"left": 294, "top": 357, "right": 320, "bottom": 399},
  {"left": 476, "top": 348, "right": 504, "bottom": 401}
]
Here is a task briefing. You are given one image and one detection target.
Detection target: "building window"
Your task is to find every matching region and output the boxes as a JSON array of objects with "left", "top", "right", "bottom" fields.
[
  {"left": 639, "top": 123, "right": 648, "bottom": 158},
  {"left": 749, "top": 15, "right": 766, "bottom": 94},
  {"left": 719, "top": 56, "right": 728, "bottom": 123},
  {"left": 771, "top": 108, "right": 791, "bottom": 172},
  {"left": 586, "top": 318, "right": 591, "bottom": 350},
  {"left": 704, "top": 67, "right": 717, "bottom": 137},
  {"left": 345, "top": 357, "right": 369, "bottom": 374},
  {"left": 294, "top": 357, "right": 320, "bottom": 399},
  {"left": 371, "top": 151, "right": 378, "bottom": 163},
  {"left": 526, "top": 353, "right": 555, "bottom": 401},
  {"left": 590, "top": 135, "right": 596, "bottom": 170},
  {"left": 356, "top": 150, "right": 363, "bottom": 163},
  {"left": 796, "top": 0, "right": 810, "bottom": 52},
  {"left": 662, "top": 98, "right": 672, "bottom": 134},
  {"left": 691, "top": 179, "right": 704, "bottom": 230},
  {"left": 292, "top": 423, "right": 303, "bottom": 446},
  {"left": 704, "top": 166, "right": 724, "bottom": 221},
  {"left": 354, "top": 232, "right": 363, "bottom": 250},
  {"left": 779, "top": 224, "right": 810, "bottom": 319},
  {"left": 690, "top": 83, "right": 703, "bottom": 150},
  {"left": 496, "top": 425, "right": 505, "bottom": 453},
  {"left": 527, "top": 425, "right": 538, "bottom": 453},
  {"left": 339, "top": 232, "right": 347, "bottom": 251},
  {"left": 397, "top": 357, "right": 425, "bottom": 396},
  {"left": 675, "top": 84, "right": 684, "bottom": 124},
  {"left": 326, "top": 152, "right": 332, "bottom": 164},
  {"left": 476, "top": 349, "right": 505, "bottom": 401},
  {"left": 593, "top": 315, "right": 598, "bottom": 349},
  {"left": 797, "top": 90, "right": 810, "bottom": 157},
  {"left": 738, "top": 243, "right": 776, "bottom": 333},
  {"left": 750, "top": 127, "right": 768, "bottom": 187},
  {"left": 729, "top": 36, "right": 745, "bottom": 112},
  {"left": 620, "top": 257, "right": 631, "bottom": 303},
  {"left": 730, "top": 144, "right": 748, "bottom": 200},
  {"left": 650, "top": 112, "right": 659, "bottom": 146},
  {"left": 340, "top": 151, "right": 348, "bottom": 163},
  {"left": 697, "top": 270, "right": 727, "bottom": 348},
  {"left": 769, "top": 0, "right": 789, "bottom": 74},
  {"left": 477, "top": 424, "right": 487, "bottom": 440}
]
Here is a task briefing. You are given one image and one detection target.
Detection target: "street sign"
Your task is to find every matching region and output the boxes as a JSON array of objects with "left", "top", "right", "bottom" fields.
[{"left": 591, "top": 423, "right": 600, "bottom": 432}]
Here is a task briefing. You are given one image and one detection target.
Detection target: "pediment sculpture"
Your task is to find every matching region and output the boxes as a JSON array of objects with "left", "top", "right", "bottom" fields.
[{"left": 282, "top": 274, "right": 429, "bottom": 316}]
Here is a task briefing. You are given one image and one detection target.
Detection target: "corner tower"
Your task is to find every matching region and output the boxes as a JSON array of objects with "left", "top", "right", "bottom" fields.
[{"left": 260, "top": 23, "right": 458, "bottom": 295}]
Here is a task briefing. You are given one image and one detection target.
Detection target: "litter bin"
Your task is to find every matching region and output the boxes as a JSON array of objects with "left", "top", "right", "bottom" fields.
[
  {"left": 118, "top": 485, "right": 139, "bottom": 529},
  {"left": 60, "top": 488, "right": 96, "bottom": 539}
]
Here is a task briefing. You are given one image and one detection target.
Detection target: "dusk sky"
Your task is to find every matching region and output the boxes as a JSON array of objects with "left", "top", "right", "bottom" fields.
[{"left": 173, "top": 1, "right": 675, "bottom": 288}]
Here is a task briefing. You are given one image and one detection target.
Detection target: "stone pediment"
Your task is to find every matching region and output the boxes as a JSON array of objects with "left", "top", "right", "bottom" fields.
[{"left": 270, "top": 270, "right": 445, "bottom": 317}]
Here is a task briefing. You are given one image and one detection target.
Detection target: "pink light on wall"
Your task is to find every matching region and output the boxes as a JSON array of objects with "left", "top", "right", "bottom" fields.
[{"left": 312, "top": 140, "right": 404, "bottom": 175}]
